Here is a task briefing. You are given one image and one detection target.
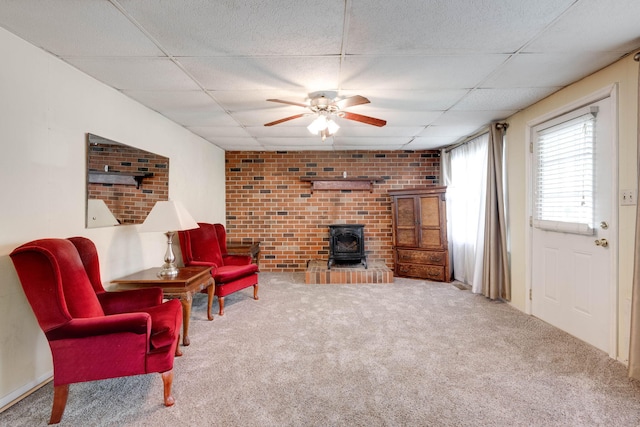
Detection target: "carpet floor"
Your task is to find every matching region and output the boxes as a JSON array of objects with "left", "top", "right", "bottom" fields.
[{"left": 2, "top": 273, "right": 640, "bottom": 426}]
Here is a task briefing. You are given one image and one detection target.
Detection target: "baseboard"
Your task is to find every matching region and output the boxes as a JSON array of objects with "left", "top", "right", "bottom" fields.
[{"left": 0, "top": 371, "right": 53, "bottom": 413}]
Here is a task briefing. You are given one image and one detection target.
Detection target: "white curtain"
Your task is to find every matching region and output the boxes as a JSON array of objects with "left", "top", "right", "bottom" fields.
[{"left": 446, "top": 133, "right": 489, "bottom": 293}]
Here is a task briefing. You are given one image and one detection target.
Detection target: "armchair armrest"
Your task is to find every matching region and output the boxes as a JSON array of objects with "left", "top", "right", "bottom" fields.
[
  {"left": 98, "top": 288, "right": 164, "bottom": 314},
  {"left": 45, "top": 312, "right": 151, "bottom": 341},
  {"left": 222, "top": 254, "right": 253, "bottom": 266}
]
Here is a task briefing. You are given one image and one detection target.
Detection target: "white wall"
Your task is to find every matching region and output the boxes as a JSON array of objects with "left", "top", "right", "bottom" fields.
[
  {"left": 506, "top": 54, "right": 639, "bottom": 362},
  {"left": 0, "top": 28, "right": 226, "bottom": 408}
]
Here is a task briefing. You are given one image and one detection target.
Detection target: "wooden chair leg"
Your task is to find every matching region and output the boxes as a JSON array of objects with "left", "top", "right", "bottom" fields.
[
  {"left": 161, "top": 370, "right": 175, "bottom": 407},
  {"left": 49, "top": 384, "right": 69, "bottom": 424},
  {"left": 175, "top": 334, "right": 183, "bottom": 357},
  {"left": 253, "top": 283, "right": 259, "bottom": 300},
  {"left": 218, "top": 296, "right": 225, "bottom": 316}
]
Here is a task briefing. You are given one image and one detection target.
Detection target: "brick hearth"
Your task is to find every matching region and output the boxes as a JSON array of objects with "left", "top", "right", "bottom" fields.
[{"left": 305, "top": 260, "right": 394, "bottom": 284}]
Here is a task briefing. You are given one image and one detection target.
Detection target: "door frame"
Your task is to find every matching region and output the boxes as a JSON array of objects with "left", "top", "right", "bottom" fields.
[{"left": 524, "top": 84, "right": 619, "bottom": 359}]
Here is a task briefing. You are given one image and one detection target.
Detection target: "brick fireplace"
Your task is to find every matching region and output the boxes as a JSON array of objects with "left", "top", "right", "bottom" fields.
[
  {"left": 328, "top": 224, "right": 367, "bottom": 269},
  {"left": 225, "top": 150, "right": 441, "bottom": 272}
]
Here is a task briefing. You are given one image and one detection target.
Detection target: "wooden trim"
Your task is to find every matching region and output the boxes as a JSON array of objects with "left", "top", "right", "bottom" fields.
[{"left": 300, "top": 176, "right": 384, "bottom": 193}]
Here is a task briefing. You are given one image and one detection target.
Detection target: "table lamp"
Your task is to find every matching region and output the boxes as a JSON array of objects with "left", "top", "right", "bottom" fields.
[{"left": 139, "top": 200, "right": 199, "bottom": 277}]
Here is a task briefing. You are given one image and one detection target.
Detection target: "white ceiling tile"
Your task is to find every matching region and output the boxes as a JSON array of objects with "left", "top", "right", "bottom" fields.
[
  {"left": 63, "top": 57, "right": 200, "bottom": 90},
  {"left": 188, "top": 126, "right": 252, "bottom": 139},
  {"left": 247, "top": 126, "right": 315, "bottom": 138},
  {"left": 256, "top": 137, "right": 336, "bottom": 150},
  {"left": 119, "top": 0, "right": 346, "bottom": 56},
  {"left": 347, "top": 110, "right": 443, "bottom": 127},
  {"left": 336, "top": 126, "right": 423, "bottom": 138},
  {"left": 179, "top": 56, "right": 341, "bottom": 92},
  {"left": 333, "top": 137, "right": 413, "bottom": 146},
  {"left": 430, "top": 111, "right": 516, "bottom": 129},
  {"left": 524, "top": 0, "right": 640, "bottom": 53},
  {"left": 341, "top": 55, "right": 510, "bottom": 90},
  {"left": 0, "top": 0, "right": 163, "bottom": 56},
  {"left": 452, "top": 88, "right": 560, "bottom": 111},
  {"left": 482, "top": 52, "right": 626, "bottom": 88},
  {"left": 207, "top": 137, "right": 262, "bottom": 151},
  {"left": 346, "top": 0, "right": 576, "bottom": 54},
  {"left": 419, "top": 125, "right": 481, "bottom": 138},
  {"left": 212, "top": 90, "right": 311, "bottom": 112},
  {"left": 339, "top": 89, "right": 469, "bottom": 111},
  {"left": 123, "top": 90, "right": 221, "bottom": 111},
  {"left": 406, "top": 137, "right": 459, "bottom": 150},
  {"left": 231, "top": 109, "right": 316, "bottom": 128}
]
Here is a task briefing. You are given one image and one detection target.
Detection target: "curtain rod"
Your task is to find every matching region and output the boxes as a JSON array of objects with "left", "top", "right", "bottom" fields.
[{"left": 443, "top": 122, "right": 509, "bottom": 153}]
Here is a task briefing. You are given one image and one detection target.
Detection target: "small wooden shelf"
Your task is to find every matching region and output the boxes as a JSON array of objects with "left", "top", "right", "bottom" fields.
[
  {"left": 300, "top": 176, "right": 384, "bottom": 193},
  {"left": 88, "top": 171, "right": 153, "bottom": 189}
]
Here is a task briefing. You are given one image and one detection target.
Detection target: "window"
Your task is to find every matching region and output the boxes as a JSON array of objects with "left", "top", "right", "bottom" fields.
[{"left": 533, "top": 106, "right": 597, "bottom": 235}]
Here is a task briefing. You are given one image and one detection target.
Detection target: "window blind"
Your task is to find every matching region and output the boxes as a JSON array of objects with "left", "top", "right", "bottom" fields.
[{"left": 533, "top": 109, "right": 596, "bottom": 235}]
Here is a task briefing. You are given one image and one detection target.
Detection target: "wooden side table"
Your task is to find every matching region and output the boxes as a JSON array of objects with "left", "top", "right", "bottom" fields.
[
  {"left": 112, "top": 266, "right": 214, "bottom": 346},
  {"left": 226, "top": 241, "right": 261, "bottom": 266}
]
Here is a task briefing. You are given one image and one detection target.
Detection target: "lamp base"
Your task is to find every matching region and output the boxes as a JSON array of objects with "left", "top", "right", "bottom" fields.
[
  {"left": 157, "top": 231, "right": 179, "bottom": 277},
  {"left": 158, "top": 263, "right": 179, "bottom": 278}
]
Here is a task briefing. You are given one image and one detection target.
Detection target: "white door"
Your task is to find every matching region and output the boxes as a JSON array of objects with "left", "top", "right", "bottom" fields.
[{"left": 531, "top": 96, "right": 615, "bottom": 353}]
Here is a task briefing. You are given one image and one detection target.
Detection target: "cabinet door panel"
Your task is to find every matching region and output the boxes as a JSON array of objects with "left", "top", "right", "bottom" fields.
[
  {"left": 395, "top": 197, "right": 417, "bottom": 246},
  {"left": 397, "top": 198, "right": 416, "bottom": 226},
  {"left": 421, "top": 229, "right": 443, "bottom": 248},
  {"left": 419, "top": 196, "right": 440, "bottom": 227}
]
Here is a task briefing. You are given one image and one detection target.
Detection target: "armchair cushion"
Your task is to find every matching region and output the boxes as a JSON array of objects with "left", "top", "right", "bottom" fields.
[
  {"left": 215, "top": 263, "right": 259, "bottom": 283},
  {"left": 187, "top": 223, "right": 224, "bottom": 267}
]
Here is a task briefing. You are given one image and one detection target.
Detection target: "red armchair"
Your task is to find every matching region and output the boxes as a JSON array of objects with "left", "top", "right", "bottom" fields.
[
  {"left": 179, "top": 223, "right": 259, "bottom": 316},
  {"left": 9, "top": 237, "right": 182, "bottom": 424}
]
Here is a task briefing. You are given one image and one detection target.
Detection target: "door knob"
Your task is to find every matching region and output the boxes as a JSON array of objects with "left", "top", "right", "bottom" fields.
[{"left": 595, "top": 238, "right": 609, "bottom": 248}]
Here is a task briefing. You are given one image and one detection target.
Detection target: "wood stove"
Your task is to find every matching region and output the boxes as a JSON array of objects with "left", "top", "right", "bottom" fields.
[{"left": 328, "top": 224, "right": 367, "bottom": 269}]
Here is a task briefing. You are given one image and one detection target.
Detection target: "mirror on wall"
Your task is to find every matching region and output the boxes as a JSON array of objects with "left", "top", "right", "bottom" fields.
[{"left": 86, "top": 133, "right": 169, "bottom": 228}]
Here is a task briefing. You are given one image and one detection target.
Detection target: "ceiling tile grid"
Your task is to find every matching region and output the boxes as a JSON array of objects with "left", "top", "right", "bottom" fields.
[{"left": 1, "top": 0, "right": 639, "bottom": 151}]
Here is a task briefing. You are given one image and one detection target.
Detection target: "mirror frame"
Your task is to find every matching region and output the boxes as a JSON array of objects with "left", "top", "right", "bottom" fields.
[{"left": 86, "top": 133, "right": 169, "bottom": 228}]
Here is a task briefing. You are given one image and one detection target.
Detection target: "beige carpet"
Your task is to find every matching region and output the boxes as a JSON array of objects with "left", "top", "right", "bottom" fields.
[{"left": 2, "top": 273, "right": 640, "bottom": 426}]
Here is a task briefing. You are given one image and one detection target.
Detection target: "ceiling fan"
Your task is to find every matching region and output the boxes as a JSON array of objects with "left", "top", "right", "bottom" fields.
[{"left": 264, "top": 93, "right": 387, "bottom": 139}]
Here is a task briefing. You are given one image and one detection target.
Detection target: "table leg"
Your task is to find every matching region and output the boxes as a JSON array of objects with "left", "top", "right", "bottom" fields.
[
  {"left": 206, "top": 283, "right": 214, "bottom": 321},
  {"left": 179, "top": 295, "right": 192, "bottom": 346}
]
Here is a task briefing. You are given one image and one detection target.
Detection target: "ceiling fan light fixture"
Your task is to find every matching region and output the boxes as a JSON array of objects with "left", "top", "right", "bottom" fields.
[
  {"left": 307, "top": 115, "right": 328, "bottom": 135},
  {"left": 326, "top": 118, "right": 340, "bottom": 134},
  {"left": 266, "top": 94, "right": 384, "bottom": 132}
]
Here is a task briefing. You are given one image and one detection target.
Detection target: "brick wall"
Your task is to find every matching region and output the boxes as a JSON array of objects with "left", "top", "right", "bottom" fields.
[
  {"left": 88, "top": 143, "right": 169, "bottom": 225},
  {"left": 225, "top": 150, "right": 441, "bottom": 272}
]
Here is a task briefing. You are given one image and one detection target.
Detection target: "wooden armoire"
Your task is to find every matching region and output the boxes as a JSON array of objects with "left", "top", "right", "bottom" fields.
[{"left": 389, "top": 186, "right": 450, "bottom": 282}]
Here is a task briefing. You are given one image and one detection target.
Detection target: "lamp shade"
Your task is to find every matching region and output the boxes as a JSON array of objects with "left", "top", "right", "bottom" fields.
[{"left": 139, "top": 200, "right": 199, "bottom": 232}]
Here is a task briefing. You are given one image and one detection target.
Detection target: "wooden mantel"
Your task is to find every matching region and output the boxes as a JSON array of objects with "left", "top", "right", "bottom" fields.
[{"left": 300, "top": 176, "right": 385, "bottom": 193}]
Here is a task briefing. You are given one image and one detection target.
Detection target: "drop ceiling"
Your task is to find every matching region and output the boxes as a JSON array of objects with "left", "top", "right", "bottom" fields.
[{"left": 1, "top": 0, "right": 639, "bottom": 151}]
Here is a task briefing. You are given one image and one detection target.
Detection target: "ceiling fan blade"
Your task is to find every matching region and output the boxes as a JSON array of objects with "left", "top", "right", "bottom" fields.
[
  {"left": 333, "top": 95, "right": 370, "bottom": 110},
  {"left": 341, "top": 112, "right": 387, "bottom": 127},
  {"left": 264, "top": 114, "right": 306, "bottom": 126},
  {"left": 266, "top": 98, "right": 308, "bottom": 108}
]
